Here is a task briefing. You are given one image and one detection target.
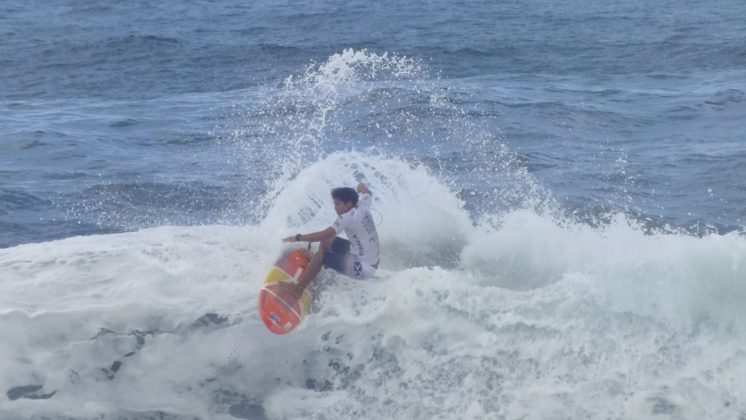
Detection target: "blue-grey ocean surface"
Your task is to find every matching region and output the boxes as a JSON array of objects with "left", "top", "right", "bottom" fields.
[{"left": 1, "top": 1, "right": 745, "bottom": 419}]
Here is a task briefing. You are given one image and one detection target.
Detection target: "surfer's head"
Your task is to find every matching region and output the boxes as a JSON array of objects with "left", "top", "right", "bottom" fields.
[{"left": 331, "top": 187, "right": 358, "bottom": 215}]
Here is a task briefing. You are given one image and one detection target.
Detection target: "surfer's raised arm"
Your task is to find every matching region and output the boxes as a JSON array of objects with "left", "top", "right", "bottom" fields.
[{"left": 356, "top": 182, "right": 371, "bottom": 196}]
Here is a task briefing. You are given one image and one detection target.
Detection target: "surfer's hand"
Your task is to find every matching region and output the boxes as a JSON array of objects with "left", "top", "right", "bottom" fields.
[
  {"left": 357, "top": 182, "right": 371, "bottom": 195},
  {"left": 282, "top": 233, "right": 303, "bottom": 243}
]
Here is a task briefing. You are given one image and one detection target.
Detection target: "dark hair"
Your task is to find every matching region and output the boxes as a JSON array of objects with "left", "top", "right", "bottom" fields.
[{"left": 331, "top": 187, "right": 358, "bottom": 206}]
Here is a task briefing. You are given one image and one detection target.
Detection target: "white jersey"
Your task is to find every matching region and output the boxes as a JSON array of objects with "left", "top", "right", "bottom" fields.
[{"left": 331, "top": 193, "right": 380, "bottom": 266}]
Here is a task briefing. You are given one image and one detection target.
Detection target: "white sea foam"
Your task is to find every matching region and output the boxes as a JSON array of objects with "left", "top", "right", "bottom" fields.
[
  {"left": 2, "top": 154, "right": 745, "bottom": 419},
  {"left": 229, "top": 49, "right": 555, "bottom": 229}
]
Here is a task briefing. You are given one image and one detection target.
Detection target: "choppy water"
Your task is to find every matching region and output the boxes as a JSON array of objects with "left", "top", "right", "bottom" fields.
[{"left": 1, "top": 0, "right": 745, "bottom": 419}]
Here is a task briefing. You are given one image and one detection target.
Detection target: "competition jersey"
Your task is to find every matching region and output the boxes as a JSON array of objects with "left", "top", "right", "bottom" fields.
[{"left": 331, "top": 193, "right": 380, "bottom": 266}]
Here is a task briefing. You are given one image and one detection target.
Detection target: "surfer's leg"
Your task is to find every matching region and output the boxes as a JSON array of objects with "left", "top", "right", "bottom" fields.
[
  {"left": 296, "top": 237, "right": 350, "bottom": 295},
  {"left": 295, "top": 250, "right": 323, "bottom": 295},
  {"left": 319, "top": 236, "right": 336, "bottom": 251},
  {"left": 321, "top": 237, "right": 350, "bottom": 274}
]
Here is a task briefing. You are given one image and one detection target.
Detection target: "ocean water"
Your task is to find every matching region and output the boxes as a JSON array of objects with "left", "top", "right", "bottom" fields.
[{"left": 1, "top": 0, "right": 746, "bottom": 419}]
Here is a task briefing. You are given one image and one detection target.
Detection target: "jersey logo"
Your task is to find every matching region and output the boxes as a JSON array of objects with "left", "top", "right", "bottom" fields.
[{"left": 353, "top": 261, "right": 363, "bottom": 279}]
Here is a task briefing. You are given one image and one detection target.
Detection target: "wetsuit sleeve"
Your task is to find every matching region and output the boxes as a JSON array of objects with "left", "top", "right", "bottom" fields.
[{"left": 358, "top": 193, "right": 372, "bottom": 211}]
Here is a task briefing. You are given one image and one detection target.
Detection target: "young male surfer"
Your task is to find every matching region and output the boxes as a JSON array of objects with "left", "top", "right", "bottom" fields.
[{"left": 281, "top": 183, "right": 380, "bottom": 297}]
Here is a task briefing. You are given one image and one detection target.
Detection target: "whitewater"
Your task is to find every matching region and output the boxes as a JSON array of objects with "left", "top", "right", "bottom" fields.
[
  {"left": 2, "top": 149, "right": 746, "bottom": 419},
  {"left": 3, "top": 1, "right": 746, "bottom": 417}
]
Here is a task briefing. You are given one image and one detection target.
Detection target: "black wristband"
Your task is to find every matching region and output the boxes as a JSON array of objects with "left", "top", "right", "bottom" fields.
[{"left": 295, "top": 233, "right": 302, "bottom": 242}]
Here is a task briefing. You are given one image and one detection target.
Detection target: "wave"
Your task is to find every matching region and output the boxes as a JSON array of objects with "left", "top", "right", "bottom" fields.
[
  {"left": 2, "top": 152, "right": 746, "bottom": 419},
  {"left": 3, "top": 47, "right": 745, "bottom": 417}
]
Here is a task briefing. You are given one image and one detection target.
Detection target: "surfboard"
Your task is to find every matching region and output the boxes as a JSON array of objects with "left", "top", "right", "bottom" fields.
[{"left": 258, "top": 247, "right": 313, "bottom": 334}]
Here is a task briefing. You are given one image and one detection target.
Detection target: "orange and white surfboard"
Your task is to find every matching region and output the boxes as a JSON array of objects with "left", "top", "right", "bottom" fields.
[{"left": 258, "top": 248, "right": 312, "bottom": 334}]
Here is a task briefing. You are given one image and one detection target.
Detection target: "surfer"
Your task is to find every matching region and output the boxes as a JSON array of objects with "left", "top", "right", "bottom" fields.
[{"left": 281, "top": 183, "right": 380, "bottom": 297}]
